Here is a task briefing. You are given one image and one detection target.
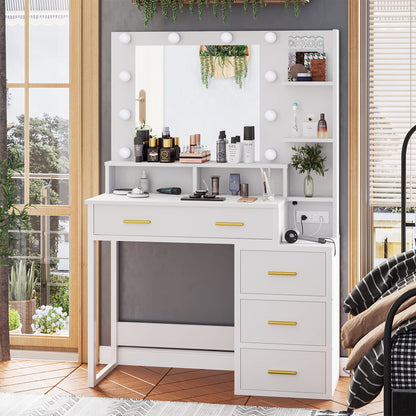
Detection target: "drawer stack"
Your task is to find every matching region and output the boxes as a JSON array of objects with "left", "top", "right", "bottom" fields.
[{"left": 235, "top": 248, "right": 338, "bottom": 399}]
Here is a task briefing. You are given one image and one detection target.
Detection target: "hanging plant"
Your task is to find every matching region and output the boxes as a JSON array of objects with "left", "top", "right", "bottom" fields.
[
  {"left": 134, "top": 0, "right": 307, "bottom": 27},
  {"left": 200, "top": 45, "right": 249, "bottom": 89}
]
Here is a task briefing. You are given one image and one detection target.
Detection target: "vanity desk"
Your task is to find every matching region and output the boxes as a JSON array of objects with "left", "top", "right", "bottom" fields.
[{"left": 87, "top": 29, "right": 340, "bottom": 400}]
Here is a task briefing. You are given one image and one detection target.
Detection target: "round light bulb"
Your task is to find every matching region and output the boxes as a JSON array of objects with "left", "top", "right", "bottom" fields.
[
  {"left": 119, "top": 109, "right": 131, "bottom": 121},
  {"left": 119, "top": 33, "right": 131, "bottom": 45},
  {"left": 264, "top": 148, "right": 278, "bottom": 161},
  {"left": 119, "top": 71, "right": 131, "bottom": 82},
  {"left": 220, "top": 32, "right": 233, "bottom": 44},
  {"left": 264, "top": 71, "right": 277, "bottom": 83},
  {"left": 264, "top": 32, "right": 277, "bottom": 44},
  {"left": 119, "top": 147, "right": 132, "bottom": 159},
  {"left": 168, "top": 32, "right": 181, "bottom": 44},
  {"left": 264, "top": 110, "right": 277, "bottom": 122}
]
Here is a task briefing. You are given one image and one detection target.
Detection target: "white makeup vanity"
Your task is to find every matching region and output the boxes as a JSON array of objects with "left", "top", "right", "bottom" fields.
[{"left": 87, "top": 30, "right": 340, "bottom": 400}]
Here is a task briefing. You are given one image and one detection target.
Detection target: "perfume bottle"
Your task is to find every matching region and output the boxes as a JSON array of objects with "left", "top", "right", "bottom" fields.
[
  {"left": 216, "top": 130, "right": 227, "bottom": 163},
  {"left": 317, "top": 113, "right": 328, "bottom": 138},
  {"left": 173, "top": 137, "right": 180, "bottom": 160},
  {"left": 291, "top": 103, "right": 300, "bottom": 137},
  {"left": 134, "top": 130, "right": 148, "bottom": 162},
  {"left": 160, "top": 138, "right": 175, "bottom": 163},
  {"left": 139, "top": 170, "right": 149, "bottom": 193},
  {"left": 147, "top": 138, "right": 158, "bottom": 162}
]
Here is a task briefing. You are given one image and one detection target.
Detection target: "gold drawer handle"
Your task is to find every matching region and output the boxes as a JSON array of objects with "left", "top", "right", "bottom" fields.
[
  {"left": 268, "top": 271, "right": 297, "bottom": 276},
  {"left": 268, "top": 370, "right": 297, "bottom": 375},
  {"left": 215, "top": 222, "right": 244, "bottom": 227},
  {"left": 268, "top": 321, "right": 297, "bottom": 326},
  {"left": 123, "top": 220, "right": 151, "bottom": 224}
]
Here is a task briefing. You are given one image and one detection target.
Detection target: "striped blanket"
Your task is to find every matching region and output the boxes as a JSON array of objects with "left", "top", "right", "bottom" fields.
[{"left": 344, "top": 250, "right": 416, "bottom": 409}]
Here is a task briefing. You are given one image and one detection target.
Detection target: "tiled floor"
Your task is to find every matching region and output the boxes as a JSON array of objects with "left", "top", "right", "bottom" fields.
[{"left": 0, "top": 360, "right": 383, "bottom": 415}]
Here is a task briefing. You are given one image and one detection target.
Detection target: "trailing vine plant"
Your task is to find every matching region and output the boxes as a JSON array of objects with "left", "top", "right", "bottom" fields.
[
  {"left": 200, "top": 45, "right": 248, "bottom": 89},
  {"left": 285, "top": 0, "right": 305, "bottom": 17},
  {"left": 135, "top": 0, "right": 305, "bottom": 27}
]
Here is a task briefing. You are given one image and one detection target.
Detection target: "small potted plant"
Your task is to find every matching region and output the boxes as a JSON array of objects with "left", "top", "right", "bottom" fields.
[
  {"left": 8, "top": 307, "right": 21, "bottom": 334},
  {"left": 291, "top": 144, "right": 327, "bottom": 197},
  {"left": 32, "top": 305, "right": 67, "bottom": 335},
  {"left": 200, "top": 45, "right": 249, "bottom": 89},
  {"left": 9, "top": 261, "right": 37, "bottom": 334}
]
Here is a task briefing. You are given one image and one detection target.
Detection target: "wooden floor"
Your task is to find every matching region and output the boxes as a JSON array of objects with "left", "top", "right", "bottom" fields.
[{"left": 0, "top": 360, "right": 383, "bottom": 415}]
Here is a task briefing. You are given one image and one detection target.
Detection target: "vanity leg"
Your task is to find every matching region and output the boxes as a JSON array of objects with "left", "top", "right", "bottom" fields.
[
  {"left": 88, "top": 238, "right": 97, "bottom": 387},
  {"left": 93, "top": 240, "right": 119, "bottom": 385}
]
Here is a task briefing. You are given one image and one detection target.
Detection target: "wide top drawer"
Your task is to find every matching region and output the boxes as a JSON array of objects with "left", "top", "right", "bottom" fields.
[
  {"left": 93, "top": 204, "right": 274, "bottom": 240},
  {"left": 240, "top": 250, "right": 326, "bottom": 296}
]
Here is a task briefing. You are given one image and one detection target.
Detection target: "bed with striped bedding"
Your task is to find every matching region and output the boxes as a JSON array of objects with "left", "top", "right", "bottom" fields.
[{"left": 344, "top": 250, "right": 416, "bottom": 410}]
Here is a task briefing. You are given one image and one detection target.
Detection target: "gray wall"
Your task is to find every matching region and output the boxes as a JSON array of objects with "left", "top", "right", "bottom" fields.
[{"left": 100, "top": 0, "right": 349, "bottom": 355}]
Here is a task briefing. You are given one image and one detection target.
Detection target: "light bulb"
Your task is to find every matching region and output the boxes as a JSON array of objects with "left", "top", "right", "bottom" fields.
[
  {"left": 265, "top": 148, "right": 278, "bottom": 161},
  {"left": 119, "top": 33, "right": 131, "bottom": 45},
  {"left": 221, "top": 32, "right": 233, "bottom": 43},
  {"left": 264, "top": 32, "right": 277, "bottom": 44},
  {"left": 119, "top": 147, "right": 131, "bottom": 159},
  {"left": 264, "top": 110, "right": 277, "bottom": 122},
  {"left": 119, "top": 109, "right": 131, "bottom": 121},
  {"left": 119, "top": 71, "right": 131, "bottom": 82},
  {"left": 265, "top": 71, "right": 277, "bottom": 83},
  {"left": 168, "top": 32, "right": 181, "bottom": 44}
]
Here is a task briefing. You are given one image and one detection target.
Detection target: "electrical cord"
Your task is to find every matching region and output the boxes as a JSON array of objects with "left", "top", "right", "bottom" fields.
[{"left": 310, "top": 216, "right": 323, "bottom": 236}]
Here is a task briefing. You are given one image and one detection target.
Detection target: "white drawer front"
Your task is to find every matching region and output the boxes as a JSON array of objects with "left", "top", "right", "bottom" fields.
[
  {"left": 94, "top": 205, "right": 273, "bottom": 239},
  {"left": 240, "top": 300, "right": 326, "bottom": 346},
  {"left": 241, "top": 250, "right": 326, "bottom": 296},
  {"left": 240, "top": 348, "right": 326, "bottom": 394}
]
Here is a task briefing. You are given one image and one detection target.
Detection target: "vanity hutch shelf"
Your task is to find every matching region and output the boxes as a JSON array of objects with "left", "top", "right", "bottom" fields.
[{"left": 87, "top": 29, "right": 340, "bottom": 401}]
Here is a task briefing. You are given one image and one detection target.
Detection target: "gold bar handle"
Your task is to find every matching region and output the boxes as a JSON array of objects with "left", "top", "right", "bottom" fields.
[
  {"left": 123, "top": 220, "right": 151, "bottom": 224},
  {"left": 215, "top": 222, "right": 244, "bottom": 227},
  {"left": 268, "top": 370, "right": 297, "bottom": 375},
  {"left": 268, "top": 271, "right": 297, "bottom": 276},
  {"left": 268, "top": 321, "right": 297, "bottom": 326}
]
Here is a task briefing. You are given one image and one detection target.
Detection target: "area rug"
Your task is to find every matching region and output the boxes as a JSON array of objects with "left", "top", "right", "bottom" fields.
[{"left": 0, "top": 393, "right": 365, "bottom": 416}]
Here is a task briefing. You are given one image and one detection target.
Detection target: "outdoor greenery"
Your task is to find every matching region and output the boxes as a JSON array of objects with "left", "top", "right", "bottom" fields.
[
  {"left": 9, "top": 260, "right": 36, "bottom": 301},
  {"left": 290, "top": 144, "right": 327, "bottom": 177},
  {"left": 8, "top": 307, "right": 20, "bottom": 331},
  {"left": 135, "top": 0, "right": 306, "bottom": 27},
  {"left": 200, "top": 45, "right": 248, "bottom": 88},
  {"left": 0, "top": 152, "right": 32, "bottom": 268},
  {"left": 51, "top": 281, "right": 69, "bottom": 316}
]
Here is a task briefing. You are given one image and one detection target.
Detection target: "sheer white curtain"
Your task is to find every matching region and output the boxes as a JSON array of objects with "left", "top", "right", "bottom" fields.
[{"left": 6, "top": 0, "right": 69, "bottom": 26}]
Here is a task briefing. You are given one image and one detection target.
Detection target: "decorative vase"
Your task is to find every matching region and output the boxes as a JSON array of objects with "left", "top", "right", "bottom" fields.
[{"left": 304, "top": 174, "right": 314, "bottom": 197}]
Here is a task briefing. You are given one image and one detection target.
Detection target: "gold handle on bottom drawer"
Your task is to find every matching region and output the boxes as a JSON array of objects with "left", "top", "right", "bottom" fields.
[
  {"left": 268, "top": 370, "right": 297, "bottom": 375},
  {"left": 215, "top": 222, "right": 244, "bottom": 227},
  {"left": 268, "top": 321, "right": 297, "bottom": 326},
  {"left": 268, "top": 271, "right": 297, "bottom": 276},
  {"left": 123, "top": 220, "right": 151, "bottom": 224}
]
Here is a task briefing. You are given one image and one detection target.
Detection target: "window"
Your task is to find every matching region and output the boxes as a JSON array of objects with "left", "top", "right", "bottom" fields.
[
  {"left": 6, "top": 0, "right": 80, "bottom": 349},
  {"left": 368, "top": 0, "right": 416, "bottom": 267}
]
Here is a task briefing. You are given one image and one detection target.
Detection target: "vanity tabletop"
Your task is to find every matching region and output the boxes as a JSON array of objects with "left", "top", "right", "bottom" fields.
[{"left": 85, "top": 193, "right": 284, "bottom": 209}]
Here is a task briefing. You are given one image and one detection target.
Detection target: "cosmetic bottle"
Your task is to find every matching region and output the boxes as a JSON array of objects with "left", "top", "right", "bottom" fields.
[
  {"left": 173, "top": 137, "right": 180, "bottom": 161},
  {"left": 139, "top": 170, "right": 149, "bottom": 193},
  {"left": 147, "top": 137, "right": 159, "bottom": 162},
  {"left": 317, "top": 113, "right": 328, "bottom": 138},
  {"left": 160, "top": 138, "right": 175, "bottom": 163},
  {"left": 290, "top": 103, "right": 300, "bottom": 137},
  {"left": 190, "top": 134, "right": 196, "bottom": 153},
  {"left": 134, "top": 130, "right": 148, "bottom": 162},
  {"left": 211, "top": 176, "right": 220, "bottom": 195},
  {"left": 229, "top": 173, "right": 240, "bottom": 195},
  {"left": 162, "top": 126, "right": 171, "bottom": 140},
  {"left": 228, "top": 136, "right": 241, "bottom": 164},
  {"left": 243, "top": 126, "right": 255, "bottom": 163},
  {"left": 216, "top": 130, "right": 227, "bottom": 163}
]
